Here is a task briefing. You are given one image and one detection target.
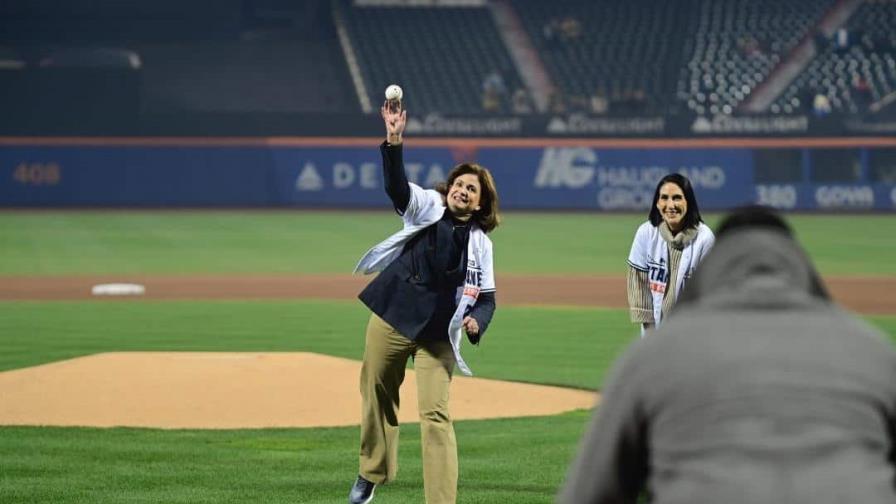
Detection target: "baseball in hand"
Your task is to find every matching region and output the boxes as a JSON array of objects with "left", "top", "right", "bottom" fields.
[{"left": 385, "top": 84, "right": 403, "bottom": 101}]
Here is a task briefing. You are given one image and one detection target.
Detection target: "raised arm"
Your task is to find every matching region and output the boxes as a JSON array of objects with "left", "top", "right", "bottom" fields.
[
  {"left": 383, "top": 99, "right": 406, "bottom": 146},
  {"left": 380, "top": 101, "right": 410, "bottom": 213}
]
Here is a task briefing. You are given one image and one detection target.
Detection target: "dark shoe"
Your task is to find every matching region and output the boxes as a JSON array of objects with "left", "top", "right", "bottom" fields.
[{"left": 348, "top": 475, "right": 376, "bottom": 504}]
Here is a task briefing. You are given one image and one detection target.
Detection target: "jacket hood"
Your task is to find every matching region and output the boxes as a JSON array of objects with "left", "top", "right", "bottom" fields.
[{"left": 676, "top": 227, "right": 829, "bottom": 311}]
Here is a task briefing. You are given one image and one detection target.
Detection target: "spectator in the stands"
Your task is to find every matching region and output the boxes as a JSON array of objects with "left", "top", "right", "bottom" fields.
[
  {"left": 560, "top": 16, "right": 582, "bottom": 42},
  {"left": 543, "top": 18, "right": 561, "bottom": 48},
  {"left": 511, "top": 88, "right": 533, "bottom": 115},
  {"left": 482, "top": 69, "right": 506, "bottom": 99},
  {"left": 813, "top": 93, "right": 832, "bottom": 117},
  {"left": 852, "top": 75, "right": 873, "bottom": 112},
  {"left": 549, "top": 90, "right": 567, "bottom": 114},
  {"left": 481, "top": 69, "right": 507, "bottom": 113},
  {"left": 835, "top": 28, "right": 851, "bottom": 51},
  {"left": 590, "top": 88, "right": 609, "bottom": 115}
]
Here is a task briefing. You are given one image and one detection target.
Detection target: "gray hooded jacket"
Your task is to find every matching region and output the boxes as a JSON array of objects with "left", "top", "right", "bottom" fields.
[{"left": 560, "top": 228, "right": 896, "bottom": 504}]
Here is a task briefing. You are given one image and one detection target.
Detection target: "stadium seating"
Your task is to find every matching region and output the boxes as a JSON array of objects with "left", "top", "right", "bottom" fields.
[
  {"left": 136, "top": 38, "right": 356, "bottom": 114},
  {"left": 2, "top": 0, "right": 895, "bottom": 134},
  {"left": 773, "top": 0, "right": 896, "bottom": 115},
  {"left": 513, "top": 0, "right": 686, "bottom": 115},
  {"left": 0, "top": 0, "right": 243, "bottom": 43},
  {"left": 340, "top": 2, "right": 522, "bottom": 114},
  {"left": 677, "top": 0, "right": 834, "bottom": 117},
  {"left": 0, "top": 0, "right": 357, "bottom": 124}
]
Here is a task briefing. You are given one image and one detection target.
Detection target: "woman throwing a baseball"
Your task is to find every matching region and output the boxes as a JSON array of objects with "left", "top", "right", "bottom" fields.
[
  {"left": 627, "top": 173, "right": 714, "bottom": 334},
  {"left": 348, "top": 94, "right": 500, "bottom": 504}
]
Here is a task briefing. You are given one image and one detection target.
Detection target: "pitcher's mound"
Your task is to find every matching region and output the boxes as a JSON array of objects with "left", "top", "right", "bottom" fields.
[{"left": 0, "top": 352, "right": 597, "bottom": 429}]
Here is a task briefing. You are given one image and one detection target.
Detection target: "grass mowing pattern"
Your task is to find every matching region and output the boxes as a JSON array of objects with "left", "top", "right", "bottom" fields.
[
  {"left": 2, "top": 211, "right": 895, "bottom": 275},
  {"left": 0, "top": 411, "right": 591, "bottom": 504},
  {"left": 0, "top": 300, "right": 635, "bottom": 390},
  {"left": 1, "top": 304, "right": 894, "bottom": 504},
  {"left": 2, "top": 210, "right": 895, "bottom": 503},
  {"left": 1, "top": 300, "right": 893, "bottom": 387},
  {"left": 0, "top": 212, "right": 396, "bottom": 276}
]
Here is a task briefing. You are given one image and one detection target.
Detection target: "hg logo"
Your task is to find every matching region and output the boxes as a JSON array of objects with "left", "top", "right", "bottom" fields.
[{"left": 534, "top": 148, "right": 596, "bottom": 189}]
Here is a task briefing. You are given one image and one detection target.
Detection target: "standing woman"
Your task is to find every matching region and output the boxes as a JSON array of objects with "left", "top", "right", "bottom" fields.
[
  {"left": 348, "top": 99, "right": 500, "bottom": 504},
  {"left": 627, "top": 174, "right": 713, "bottom": 334}
]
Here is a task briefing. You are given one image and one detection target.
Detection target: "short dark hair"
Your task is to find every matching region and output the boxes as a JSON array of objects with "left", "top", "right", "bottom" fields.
[
  {"left": 435, "top": 163, "right": 501, "bottom": 233},
  {"left": 715, "top": 205, "right": 793, "bottom": 238},
  {"left": 675, "top": 205, "right": 831, "bottom": 305},
  {"left": 714, "top": 205, "right": 830, "bottom": 300},
  {"left": 648, "top": 174, "right": 703, "bottom": 229}
]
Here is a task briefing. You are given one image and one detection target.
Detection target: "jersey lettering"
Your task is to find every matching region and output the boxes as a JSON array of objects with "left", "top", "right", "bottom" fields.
[
  {"left": 647, "top": 260, "right": 668, "bottom": 294},
  {"left": 465, "top": 268, "right": 481, "bottom": 287}
]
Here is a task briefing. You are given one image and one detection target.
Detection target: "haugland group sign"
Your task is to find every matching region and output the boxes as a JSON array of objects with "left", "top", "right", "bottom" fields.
[{"left": 2, "top": 142, "right": 894, "bottom": 211}]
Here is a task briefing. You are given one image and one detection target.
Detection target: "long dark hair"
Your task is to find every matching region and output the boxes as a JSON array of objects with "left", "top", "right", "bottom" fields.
[
  {"left": 435, "top": 163, "right": 501, "bottom": 233},
  {"left": 648, "top": 173, "right": 703, "bottom": 229}
]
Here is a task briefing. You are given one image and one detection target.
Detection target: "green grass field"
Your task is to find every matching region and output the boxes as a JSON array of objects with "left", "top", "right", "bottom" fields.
[
  {"left": 2, "top": 211, "right": 895, "bottom": 275},
  {"left": 0, "top": 300, "right": 635, "bottom": 388},
  {"left": 0, "top": 412, "right": 592, "bottom": 504},
  {"left": 2, "top": 211, "right": 895, "bottom": 503}
]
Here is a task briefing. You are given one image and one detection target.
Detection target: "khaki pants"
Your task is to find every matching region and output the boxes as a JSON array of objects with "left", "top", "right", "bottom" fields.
[{"left": 358, "top": 313, "right": 457, "bottom": 504}]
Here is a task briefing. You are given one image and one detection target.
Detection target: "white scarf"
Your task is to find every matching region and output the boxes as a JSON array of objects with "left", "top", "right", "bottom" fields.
[{"left": 354, "top": 183, "right": 495, "bottom": 376}]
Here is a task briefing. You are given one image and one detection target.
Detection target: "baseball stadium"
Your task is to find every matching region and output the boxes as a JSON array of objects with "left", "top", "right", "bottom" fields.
[{"left": 2, "top": 1, "right": 896, "bottom": 503}]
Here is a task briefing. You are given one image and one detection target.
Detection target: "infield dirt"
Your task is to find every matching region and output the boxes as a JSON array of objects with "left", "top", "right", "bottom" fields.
[{"left": 2, "top": 273, "right": 894, "bottom": 314}]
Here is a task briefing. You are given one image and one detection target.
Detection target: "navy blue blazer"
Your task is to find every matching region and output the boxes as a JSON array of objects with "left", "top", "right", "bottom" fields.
[{"left": 358, "top": 142, "right": 495, "bottom": 342}]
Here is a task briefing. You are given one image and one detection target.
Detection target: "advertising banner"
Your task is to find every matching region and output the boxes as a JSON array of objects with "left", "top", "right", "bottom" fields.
[{"left": 2, "top": 142, "right": 894, "bottom": 210}]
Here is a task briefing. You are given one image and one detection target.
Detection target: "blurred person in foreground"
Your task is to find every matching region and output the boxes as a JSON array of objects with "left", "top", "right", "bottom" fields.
[
  {"left": 627, "top": 174, "right": 714, "bottom": 335},
  {"left": 560, "top": 206, "right": 896, "bottom": 504},
  {"left": 348, "top": 98, "right": 500, "bottom": 504}
]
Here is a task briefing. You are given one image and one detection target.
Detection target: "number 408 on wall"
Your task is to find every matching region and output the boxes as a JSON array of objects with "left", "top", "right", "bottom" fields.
[{"left": 12, "top": 162, "right": 61, "bottom": 186}]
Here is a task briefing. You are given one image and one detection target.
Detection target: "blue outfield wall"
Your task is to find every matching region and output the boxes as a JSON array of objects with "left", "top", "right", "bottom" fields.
[{"left": 1, "top": 141, "right": 895, "bottom": 211}]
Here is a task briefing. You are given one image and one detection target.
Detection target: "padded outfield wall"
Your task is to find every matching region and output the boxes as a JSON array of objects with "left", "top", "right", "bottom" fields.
[{"left": 1, "top": 137, "right": 895, "bottom": 211}]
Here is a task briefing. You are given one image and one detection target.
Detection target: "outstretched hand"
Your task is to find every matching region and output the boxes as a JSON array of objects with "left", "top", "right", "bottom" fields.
[{"left": 381, "top": 100, "right": 406, "bottom": 145}]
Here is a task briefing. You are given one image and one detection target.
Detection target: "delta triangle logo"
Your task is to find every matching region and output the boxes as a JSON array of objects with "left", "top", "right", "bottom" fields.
[{"left": 296, "top": 163, "right": 323, "bottom": 191}]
